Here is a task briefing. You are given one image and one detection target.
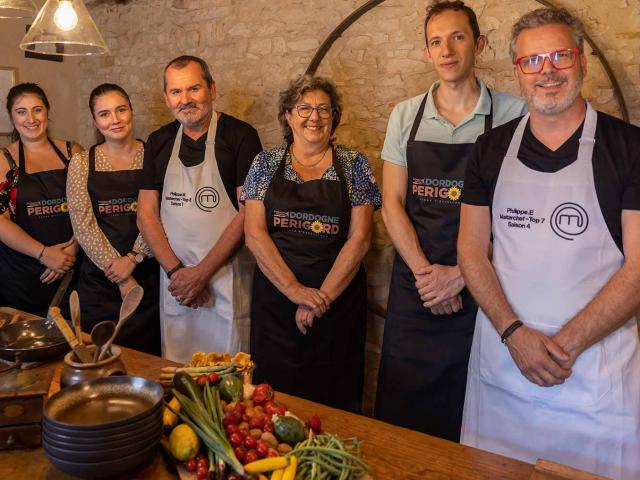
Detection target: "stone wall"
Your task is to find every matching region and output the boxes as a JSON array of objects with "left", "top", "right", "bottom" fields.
[{"left": 78, "top": 0, "right": 640, "bottom": 414}]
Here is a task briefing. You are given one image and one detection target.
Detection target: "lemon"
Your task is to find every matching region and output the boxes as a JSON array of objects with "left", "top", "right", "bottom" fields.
[{"left": 169, "top": 424, "right": 201, "bottom": 461}]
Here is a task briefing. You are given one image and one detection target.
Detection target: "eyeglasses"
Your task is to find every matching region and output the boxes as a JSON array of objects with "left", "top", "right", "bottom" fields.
[
  {"left": 515, "top": 48, "right": 580, "bottom": 74},
  {"left": 293, "top": 104, "right": 333, "bottom": 119}
]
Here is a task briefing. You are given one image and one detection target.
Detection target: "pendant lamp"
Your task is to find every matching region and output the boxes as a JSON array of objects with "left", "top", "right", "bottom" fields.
[
  {"left": 20, "top": 0, "right": 109, "bottom": 56},
  {"left": 0, "top": 0, "right": 37, "bottom": 18}
]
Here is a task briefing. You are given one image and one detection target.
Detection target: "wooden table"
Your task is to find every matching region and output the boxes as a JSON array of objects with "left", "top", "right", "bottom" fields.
[{"left": 0, "top": 348, "right": 604, "bottom": 479}]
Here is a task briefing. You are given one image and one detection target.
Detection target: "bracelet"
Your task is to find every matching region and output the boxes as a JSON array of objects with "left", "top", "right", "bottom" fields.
[
  {"left": 166, "top": 262, "right": 185, "bottom": 279},
  {"left": 501, "top": 320, "right": 524, "bottom": 344},
  {"left": 125, "top": 253, "right": 137, "bottom": 265},
  {"left": 37, "top": 245, "right": 46, "bottom": 264}
]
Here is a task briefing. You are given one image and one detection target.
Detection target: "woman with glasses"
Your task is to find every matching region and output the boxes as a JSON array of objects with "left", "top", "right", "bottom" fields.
[
  {"left": 67, "top": 84, "right": 160, "bottom": 355},
  {"left": 243, "top": 75, "right": 380, "bottom": 412},
  {"left": 0, "top": 83, "right": 83, "bottom": 316}
]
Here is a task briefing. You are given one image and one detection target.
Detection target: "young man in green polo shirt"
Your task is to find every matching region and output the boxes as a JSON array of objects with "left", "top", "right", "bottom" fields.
[{"left": 375, "top": 0, "right": 526, "bottom": 441}]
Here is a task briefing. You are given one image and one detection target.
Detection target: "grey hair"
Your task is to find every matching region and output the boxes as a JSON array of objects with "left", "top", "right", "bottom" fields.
[
  {"left": 510, "top": 8, "right": 585, "bottom": 63},
  {"left": 277, "top": 75, "right": 342, "bottom": 144}
]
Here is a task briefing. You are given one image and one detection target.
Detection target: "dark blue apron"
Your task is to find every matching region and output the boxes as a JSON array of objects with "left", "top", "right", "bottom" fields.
[
  {"left": 76, "top": 144, "right": 160, "bottom": 355},
  {"left": 250, "top": 145, "right": 367, "bottom": 413},
  {"left": 375, "top": 91, "right": 492, "bottom": 440},
  {"left": 0, "top": 140, "right": 76, "bottom": 316}
]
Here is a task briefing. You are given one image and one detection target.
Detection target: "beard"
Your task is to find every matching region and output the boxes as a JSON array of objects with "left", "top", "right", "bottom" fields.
[{"left": 522, "top": 70, "right": 583, "bottom": 115}]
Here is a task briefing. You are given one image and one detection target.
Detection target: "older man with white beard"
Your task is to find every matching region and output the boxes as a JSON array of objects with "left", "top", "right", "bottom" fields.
[{"left": 457, "top": 8, "right": 640, "bottom": 480}]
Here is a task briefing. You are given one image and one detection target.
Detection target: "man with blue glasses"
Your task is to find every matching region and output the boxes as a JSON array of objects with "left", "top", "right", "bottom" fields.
[{"left": 459, "top": 7, "right": 640, "bottom": 479}]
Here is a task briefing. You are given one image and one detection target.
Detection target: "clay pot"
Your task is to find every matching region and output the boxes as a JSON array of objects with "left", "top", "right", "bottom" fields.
[{"left": 61, "top": 345, "right": 126, "bottom": 387}]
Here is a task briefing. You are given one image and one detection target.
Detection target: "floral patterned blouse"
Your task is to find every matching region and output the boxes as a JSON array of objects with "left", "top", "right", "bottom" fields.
[
  {"left": 67, "top": 144, "right": 151, "bottom": 270},
  {"left": 242, "top": 144, "right": 381, "bottom": 208}
]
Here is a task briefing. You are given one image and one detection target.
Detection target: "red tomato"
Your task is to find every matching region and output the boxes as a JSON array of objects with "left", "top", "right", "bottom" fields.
[
  {"left": 224, "top": 410, "right": 242, "bottom": 425},
  {"left": 244, "top": 435, "right": 257, "bottom": 450},
  {"left": 249, "top": 414, "right": 266, "bottom": 429},
  {"left": 308, "top": 414, "right": 322, "bottom": 433},
  {"left": 242, "top": 413, "right": 250, "bottom": 423},
  {"left": 276, "top": 403, "right": 287, "bottom": 416},
  {"left": 207, "top": 372, "right": 221, "bottom": 384},
  {"left": 228, "top": 475, "right": 242, "bottom": 480},
  {"left": 196, "top": 375, "right": 208, "bottom": 386},
  {"left": 185, "top": 458, "right": 198, "bottom": 472},
  {"left": 196, "top": 452, "right": 207, "bottom": 461},
  {"left": 255, "top": 441, "right": 269, "bottom": 458},
  {"left": 244, "top": 449, "right": 258, "bottom": 464},
  {"left": 263, "top": 401, "right": 279, "bottom": 416},
  {"left": 225, "top": 424, "right": 240, "bottom": 436},
  {"left": 233, "top": 446, "right": 247, "bottom": 462},
  {"left": 197, "top": 457, "right": 209, "bottom": 470},
  {"left": 252, "top": 384, "right": 274, "bottom": 406},
  {"left": 252, "top": 392, "right": 266, "bottom": 406},
  {"left": 196, "top": 466, "right": 208, "bottom": 480},
  {"left": 232, "top": 402, "right": 245, "bottom": 414},
  {"left": 262, "top": 421, "right": 274, "bottom": 433},
  {"left": 229, "top": 432, "right": 244, "bottom": 448}
]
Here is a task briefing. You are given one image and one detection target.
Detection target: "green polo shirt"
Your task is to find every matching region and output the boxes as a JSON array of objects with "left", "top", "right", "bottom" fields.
[{"left": 382, "top": 79, "right": 527, "bottom": 167}]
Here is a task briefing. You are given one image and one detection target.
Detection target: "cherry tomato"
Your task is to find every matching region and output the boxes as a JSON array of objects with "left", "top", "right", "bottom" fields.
[
  {"left": 225, "top": 423, "right": 240, "bottom": 436},
  {"left": 229, "top": 432, "right": 244, "bottom": 448},
  {"left": 207, "top": 372, "right": 221, "bottom": 384},
  {"left": 276, "top": 403, "right": 287, "bottom": 416},
  {"left": 233, "top": 445, "right": 247, "bottom": 463},
  {"left": 224, "top": 410, "right": 242, "bottom": 425},
  {"left": 242, "top": 413, "right": 250, "bottom": 422},
  {"left": 263, "top": 401, "right": 279, "bottom": 416},
  {"left": 308, "top": 413, "right": 322, "bottom": 433},
  {"left": 232, "top": 402, "right": 245, "bottom": 414},
  {"left": 252, "top": 384, "right": 274, "bottom": 404},
  {"left": 228, "top": 475, "right": 242, "bottom": 480},
  {"left": 185, "top": 458, "right": 198, "bottom": 472},
  {"left": 196, "top": 466, "right": 208, "bottom": 480},
  {"left": 238, "top": 421, "right": 250, "bottom": 432},
  {"left": 197, "top": 375, "right": 208, "bottom": 386},
  {"left": 250, "top": 414, "right": 266, "bottom": 429},
  {"left": 262, "top": 421, "right": 274, "bottom": 433},
  {"left": 196, "top": 452, "right": 207, "bottom": 461},
  {"left": 244, "top": 435, "right": 257, "bottom": 450},
  {"left": 197, "top": 457, "right": 209, "bottom": 470},
  {"left": 244, "top": 449, "right": 258, "bottom": 464},
  {"left": 255, "top": 441, "right": 269, "bottom": 458}
]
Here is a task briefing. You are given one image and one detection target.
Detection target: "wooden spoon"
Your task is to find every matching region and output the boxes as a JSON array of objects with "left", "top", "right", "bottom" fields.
[
  {"left": 91, "top": 321, "right": 115, "bottom": 363},
  {"left": 69, "top": 290, "right": 82, "bottom": 345},
  {"left": 98, "top": 285, "right": 144, "bottom": 361}
]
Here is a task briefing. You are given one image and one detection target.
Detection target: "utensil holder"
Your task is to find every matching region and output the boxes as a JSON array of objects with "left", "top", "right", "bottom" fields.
[{"left": 61, "top": 346, "right": 126, "bottom": 388}]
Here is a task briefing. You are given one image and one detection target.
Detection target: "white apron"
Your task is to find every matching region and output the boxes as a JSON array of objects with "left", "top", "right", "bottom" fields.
[
  {"left": 461, "top": 103, "right": 640, "bottom": 480},
  {"left": 159, "top": 111, "right": 253, "bottom": 363}
]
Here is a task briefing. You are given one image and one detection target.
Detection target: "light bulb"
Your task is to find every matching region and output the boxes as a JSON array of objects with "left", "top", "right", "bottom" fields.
[{"left": 53, "top": 1, "right": 78, "bottom": 31}]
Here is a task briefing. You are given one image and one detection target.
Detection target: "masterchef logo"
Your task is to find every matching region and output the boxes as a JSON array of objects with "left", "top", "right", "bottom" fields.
[
  {"left": 412, "top": 177, "right": 463, "bottom": 203},
  {"left": 273, "top": 210, "right": 340, "bottom": 236},
  {"left": 97, "top": 197, "right": 137, "bottom": 216},
  {"left": 26, "top": 197, "right": 68, "bottom": 217}
]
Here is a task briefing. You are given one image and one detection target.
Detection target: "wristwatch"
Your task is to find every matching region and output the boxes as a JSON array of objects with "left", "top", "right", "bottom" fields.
[{"left": 128, "top": 251, "right": 145, "bottom": 264}]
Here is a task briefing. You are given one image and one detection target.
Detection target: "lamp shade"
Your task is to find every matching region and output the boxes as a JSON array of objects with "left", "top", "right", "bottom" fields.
[
  {"left": 0, "top": 0, "right": 37, "bottom": 18},
  {"left": 20, "top": 0, "right": 109, "bottom": 56}
]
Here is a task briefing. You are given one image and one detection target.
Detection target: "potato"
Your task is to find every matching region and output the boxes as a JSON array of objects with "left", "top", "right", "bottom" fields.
[
  {"left": 261, "top": 432, "right": 278, "bottom": 448},
  {"left": 277, "top": 443, "right": 292, "bottom": 454}
]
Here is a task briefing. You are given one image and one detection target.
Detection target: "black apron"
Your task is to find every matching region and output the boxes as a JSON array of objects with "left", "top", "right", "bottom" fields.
[
  {"left": 0, "top": 140, "right": 76, "bottom": 317},
  {"left": 375, "top": 92, "right": 493, "bottom": 441},
  {"left": 250, "top": 146, "right": 367, "bottom": 413},
  {"left": 76, "top": 145, "right": 160, "bottom": 355}
]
